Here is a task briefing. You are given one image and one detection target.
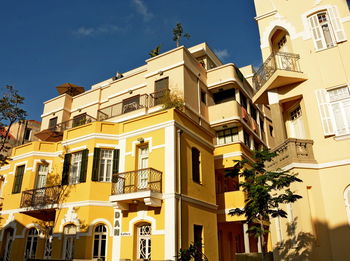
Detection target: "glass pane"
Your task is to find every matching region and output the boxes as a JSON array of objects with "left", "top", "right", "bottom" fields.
[
  {"left": 101, "top": 239, "right": 106, "bottom": 257},
  {"left": 93, "top": 239, "right": 99, "bottom": 257}
]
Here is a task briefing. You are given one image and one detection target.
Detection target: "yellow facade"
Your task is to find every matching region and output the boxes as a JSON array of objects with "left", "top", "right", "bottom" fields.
[
  {"left": 0, "top": 43, "right": 271, "bottom": 261},
  {"left": 253, "top": 0, "right": 350, "bottom": 260}
]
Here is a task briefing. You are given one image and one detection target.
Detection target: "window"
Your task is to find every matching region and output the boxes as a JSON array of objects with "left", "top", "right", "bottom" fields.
[
  {"left": 308, "top": 7, "right": 346, "bottom": 51},
  {"left": 24, "top": 128, "right": 32, "bottom": 140},
  {"left": 3, "top": 228, "right": 14, "bottom": 261},
  {"left": 122, "top": 95, "right": 140, "bottom": 113},
  {"left": 138, "top": 145, "right": 149, "bottom": 190},
  {"left": 12, "top": 165, "right": 25, "bottom": 194},
  {"left": 216, "top": 127, "right": 238, "bottom": 145},
  {"left": 72, "top": 113, "right": 87, "bottom": 128},
  {"left": 243, "top": 131, "right": 250, "bottom": 148},
  {"left": 48, "top": 117, "right": 58, "bottom": 129},
  {"left": 92, "top": 148, "right": 119, "bottom": 182},
  {"left": 44, "top": 227, "right": 53, "bottom": 259},
  {"left": 62, "top": 150, "right": 88, "bottom": 185},
  {"left": 200, "top": 90, "right": 206, "bottom": 104},
  {"left": 63, "top": 224, "right": 76, "bottom": 260},
  {"left": 213, "top": 88, "right": 235, "bottom": 104},
  {"left": 36, "top": 164, "right": 48, "bottom": 188},
  {"left": 240, "top": 93, "right": 248, "bottom": 110},
  {"left": 153, "top": 77, "right": 169, "bottom": 106},
  {"left": 25, "top": 228, "right": 38, "bottom": 259},
  {"left": 137, "top": 223, "right": 151, "bottom": 260},
  {"left": 93, "top": 225, "right": 107, "bottom": 261},
  {"left": 193, "top": 225, "right": 203, "bottom": 261},
  {"left": 344, "top": 186, "right": 350, "bottom": 225},
  {"left": 316, "top": 86, "right": 350, "bottom": 136},
  {"left": 191, "top": 147, "right": 201, "bottom": 183}
]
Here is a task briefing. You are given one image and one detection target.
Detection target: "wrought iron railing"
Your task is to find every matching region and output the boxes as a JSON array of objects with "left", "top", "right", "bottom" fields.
[
  {"left": 111, "top": 168, "right": 162, "bottom": 195},
  {"left": 97, "top": 94, "right": 149, "bottom": 121},
  {"left": 48, "top": 114, "right": 96, "bottom": 133},
  {"left": 149, "top": 89, "right": 170, "bottom": 107},
  {"left": 20, "top": 185, "right": 62, "bottom": 208},
  {"left": 253, "top": 51, "right": 301, "bottom": 91}
]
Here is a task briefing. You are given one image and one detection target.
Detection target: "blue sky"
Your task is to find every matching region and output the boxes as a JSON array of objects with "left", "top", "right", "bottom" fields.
[{"left": 0, "top": 0, "right": 261, "bottom": 121}]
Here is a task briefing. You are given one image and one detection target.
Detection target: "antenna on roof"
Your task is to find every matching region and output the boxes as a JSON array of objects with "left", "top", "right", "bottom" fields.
[{"left": 112, "top": 72, "right": 124, "bottom": 81}]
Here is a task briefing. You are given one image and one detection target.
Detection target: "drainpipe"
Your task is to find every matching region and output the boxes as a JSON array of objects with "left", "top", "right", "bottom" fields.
[
  {"left": 197, "top": 75, "right": 201, "bottom": 125},
  {"left": 177, "top": 129, "right": 183, "bottom": 255}
]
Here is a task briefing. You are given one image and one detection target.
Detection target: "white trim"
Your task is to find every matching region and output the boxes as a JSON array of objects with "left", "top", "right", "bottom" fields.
[
  {"left": 164, "top": 125, "right": 177, "bottom": 260},
  {"left": 207, "top": 78, "right": 237, "bottom": 88},
  {"left": 255, "top": 10, "right": 278, "bottom": 21},
  {"left": 260, "top": 18, "right": 299, "bottom": 49},
  {"left": 100, "top": 83, "right": 147, "bottom": 104},
  {"left": 344, "top": 185, "right": 350, "bottom": 225},
  {"left": 41, "top": 107, "right": 71, "bottom": 118},
  {"left": 209, "top": 116, "right": 240, "bottom": 125},
  {"left": 89, "top": 218, "right": 114, "bottom": 237},
  {"left": 131, "top": 137, "right": 153, "bottom": 157},
  {"left": 71, "top": 101, "right": 99, "bottom": 113},
  {"left": 214, "top": 151, "right": 243, "bottom": 160},
  {"left": 0, "top": 165, "right": 10, "bottom": 171},
  {"left": 126, "top": 211, "right": 164, "bottom": 236},
  {"left": 11, "top": 151, "right": 59, "bottom": 162},
  {"left": 67, "top": 145, "right": 87, "bottom": 153},
  {"left": 282, "top": 158, "right": 350, "bottom": 171},
  {"left": 61, "top": 133, "right": 118, "bottom": 147},
  {"left": 95, "top": 143, "right": 119, "bottom": 149},
  {"left": 144, "top": 61, "right": 185, "bottom": 78},
  {"left": 118, "top": 138, "right": 126, "bottom": 173},
  {"left": 342, "top": 16, "right": 350, "bottom": 23},
  {"left": 180, "top": 194, "right": 218, "bottom": 210},
  {"left": 0, "top": 200, "right": 114, "bottom": 215}
]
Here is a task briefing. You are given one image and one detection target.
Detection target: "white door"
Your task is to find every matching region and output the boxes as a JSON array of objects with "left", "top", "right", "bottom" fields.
[
  {"left": 289, "top": 106, "right": 306, "bottom": 139},
  {"left": 137, "top": 224, "right": 151, "bottom": 260},
  {"left": 276, "top": 35, "right": 292, "bottom": 70},
  {"left": 138, "top": 146, "right": 149, "bottom": 190}
]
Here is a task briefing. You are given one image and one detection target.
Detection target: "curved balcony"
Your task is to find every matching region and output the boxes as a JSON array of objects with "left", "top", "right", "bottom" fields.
[
  {"left": 252, "top": 52, "right": 307, "bottom": 104},
  {"left": 110, "top": 168, "right": 162, "bottom": 210}
]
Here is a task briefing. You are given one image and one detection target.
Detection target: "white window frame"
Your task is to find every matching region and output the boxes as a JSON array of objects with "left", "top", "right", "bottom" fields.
[
  {"left": 25, "top": 228, "right": 39, "bottom": 259},
  {"left": 93, "top": 224, "right": 108, "bottom": 260},
  {"left": 344, "top": 186, "right": 350, "bottom": 225},
  {"left": 4, "top": 228, "right": 14, "bottom": 261},
  {"left": 138, "top": 145, "right": 149, "bottom": 190},
  {"left": 307, "top": 6, "right": 346, "bottom": 51},
  {"left": 316, "top": 85, "right": 350, "bottom": 137},
  {"left": 69, "top": 152, "right": 82, "bottom": 185},
  {"left": 36, "top": 164, "right": 49, "bottom": 188},
  {"left": 137, "top": 224, "right": 152, "bottom": 260},
  {"left": 216, "top": 127, "right": 239, "bottom": 145},
  {"left": 98, "top": 149, "right": 114, "bottom": 182}
]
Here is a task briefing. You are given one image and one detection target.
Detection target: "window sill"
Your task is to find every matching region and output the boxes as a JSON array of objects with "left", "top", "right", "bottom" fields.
[{"left": 334, "top": 133, "right": 350, "bottom": 141}]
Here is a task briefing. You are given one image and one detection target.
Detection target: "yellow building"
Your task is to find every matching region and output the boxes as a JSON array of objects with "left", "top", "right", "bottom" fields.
[
  {"left": 253, "top": 0, "right": 350, "bottom": 260},
  {"left": 0, "top": 43, "right": 271, "bottom": 260}
]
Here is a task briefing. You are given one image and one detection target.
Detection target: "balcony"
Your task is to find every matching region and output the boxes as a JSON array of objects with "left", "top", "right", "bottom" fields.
[
  {"left": 110, "top": 168, "right": 162, "bottom": 210},
  {"left": 208, "top": 100, "right": 241, "bottom": 126},
  {"left": 20, "top": 185, "right": 62, "bottom": 221},
  {"left": 266, "top": 138, "right": 316, "bottom": 171},
  {"left": 35, "top": 114, "right": 96, "bottom": 142},
  {"left": 252, "top": 52, "right": 307, "bottom": 103}
]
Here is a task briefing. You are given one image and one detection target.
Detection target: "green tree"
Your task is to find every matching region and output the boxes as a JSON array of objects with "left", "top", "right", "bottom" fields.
[
  {"left": 0, "top": 85, "right": 27, "bottom": 166},
  {"left": 149, "top": 44, "right": 162, "bottom": 58},
  {"left": 172, "top": 23, "right": 191, "bottom": 47},
  {"left": 226, "top": 149, "right": 302, "bottom": 261}
]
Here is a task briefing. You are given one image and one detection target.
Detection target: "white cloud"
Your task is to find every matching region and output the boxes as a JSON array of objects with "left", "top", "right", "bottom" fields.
[
  {"left": 132, "top": 0, "right": 154, "bottom": 21},
  {"left": 214, "top": 49, "right": 230, "bottom": 61},
  {"left": 75, "top": 24, "right": 123, "bottom": 37}
]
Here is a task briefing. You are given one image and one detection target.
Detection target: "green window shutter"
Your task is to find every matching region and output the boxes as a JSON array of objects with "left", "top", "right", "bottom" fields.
[
  {"left": 79, "top": 149, "right": 89, "bottom": 183},
  {"left": 12, "top": 165, "right": 25, "bottom": 194},
  {"left": 112, "top": 149, "right": 120, "bottom": 174},
  {"left": 62, "top": 153, "right": 71, "bottom": 185},
  {"left": 92, "top": 148, "right": 101, "bottom": 181}
]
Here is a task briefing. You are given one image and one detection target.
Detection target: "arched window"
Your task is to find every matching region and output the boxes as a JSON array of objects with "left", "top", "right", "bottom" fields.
[
  {"left": 137, "top": 223, "right": 152, "bottom": 260},
  {"left": 63, "top": 224, "right": 77, "bottom": 260},
  {"left": 2, "top": 228, "right": 14, "bottom": 261},
  {"left": 344, "top": 186, "right": 350, "bottom": 224},
  {"left": 93, "top": 224, "right": 107, "bottom": 261},
  {"left": 25, "top": 228, "right": 38, "bottom": 259}
]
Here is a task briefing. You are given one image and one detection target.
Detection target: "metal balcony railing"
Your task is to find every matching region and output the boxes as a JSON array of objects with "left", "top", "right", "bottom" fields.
[
  {"left": 111, "top": 168, "right": 162, "bottom": 195},
  {"left": 48, "top": 114, "right": 96, "bottom": 133},
  {"left": 97, "top": 94, "right": 149, "bottom": 121},
  {"left": 253, "top": 51, "right": 301, "bottom": 91},
  {"left": 20, "top": 185, "right": 62, "bottom": 208}
]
